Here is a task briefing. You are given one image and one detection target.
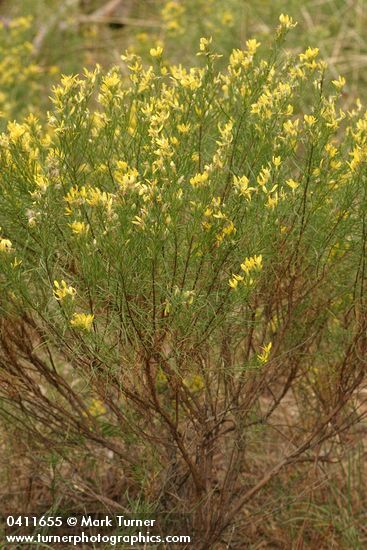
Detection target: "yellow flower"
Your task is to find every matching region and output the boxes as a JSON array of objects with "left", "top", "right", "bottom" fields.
[
  {"left": 70, "top": 313, "right": 94, "bottom": 331},
  {"left": 283, "top": 118, "right": 299, "bottom": 137},
  {"left": 299, "top": 47, "right": 321, "bottom": 70},
  {"left": 330, "top": 160, "right": 342, "bottom": 170},
  {"left": 240, "top": 255, "right": 263, "bottom": 275},
  {"left": 299, "top": 47, "right": 319, "bottom": 62},
  {"left": 150, "top": 46, "right": 163, "bottom": 58},
  {"left": 229, "top": 49, "right": 245, "bottom": 68},
  {"left": 86, "top": 187, "right": 114, "bottom": 210},
  {"left": 257, "top": 342, "right": 272, "bottom": 364},
  {"left": 332, "top": 75, "right": 346, "bottom": 90},
  {"left": 265, "top": 192, "right": 279, "bottom": 209},
  {"left": 272, "top": 156, "right": 282, "bottom": 168},
  {"left": 286, "top": 178, "right": 299, "bottom": 190},
  {"left": 177, "top": 123, "right": 191, "bottom": 133},
  {"left": 257, "top": 167, "right": 271, "bottom": 187},
  {"left": 53, "top": 280, "right": 76, "bottom": 301},
  {"left": 348, "top": 145, "right": 366, "bottom": 172},
  {"left": 199, "top": 36, "right": 212, "bottom": 52},
  {"left": 228, "top": 274, "right": 244, "bottom": 289},
  {"left": 233, "top": 175, "right": 254, "bottom": 199},
  {"left": 69, "top": 221, "right": 89, "bottom": 235},
  {"left": 190, "top": 171, "right": 209, "bottom": 187},
  {"left": 304, "top": 114, "right": 317, "bottom": 126},
  {"left": 246, "top": 39, "right": 261, "bottom": 55},
  {"left": 89, "top": 399, "right": 107, "bottom": 416},
  {"left": 216, "top": 120, "right": 234, "bottom": 147},
  {"left": 0, "top": 238, "right": 12, "bottom": 252},
  {"left": 325, "top": 143, "right": 338, "bottom": 158},
  {"left": 102, "top": 72, "right": 121, "bottom": 90},
  {"left": 8, "top": 121, "right": 26, "bottom": 142},
  {"left": 279, "top": 14, "right": 297, "bottom": 29},
  {"left": 220, "top": 220, "right": 236, "bottom": 239}
]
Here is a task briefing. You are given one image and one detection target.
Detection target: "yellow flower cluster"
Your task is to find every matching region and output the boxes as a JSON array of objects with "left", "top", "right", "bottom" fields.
[
  {"left": 69, "top": 221, "right": 89, "bottom": 235},
  {"left": 190, "top": 171, "right": 209, "bottom": 187},
  {"left": 64, "top": 185, "right": 114, "bottom": 214},
  {"left": 229, "top": 255, "right": 263, "bottom": 289},
  {"left": 233, "top": 175, "right": 254, "bottom": 200},
  {"left": 53, "top": 280, "right": 76, "bottom": 301},
  {"left": 70, "top": 313, "right": 94, "bottom": 331},
  {"left": 257, "top": 342, "right": 272, "bottom": 364},
  {"left": 88, "top": 399, "right": 107, "bottom": 416},
  {"left": 0, "top": 238, "right": 12, "bottom": 253}
]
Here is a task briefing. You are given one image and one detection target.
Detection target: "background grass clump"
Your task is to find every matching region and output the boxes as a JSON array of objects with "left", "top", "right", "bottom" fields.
[{"left": 1, "top": 3, "right": 367, "bottom": 549}]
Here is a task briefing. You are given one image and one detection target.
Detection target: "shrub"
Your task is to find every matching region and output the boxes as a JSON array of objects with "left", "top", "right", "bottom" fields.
[{"left": 0, "top": 18, "right": 367, "bottom": 547}]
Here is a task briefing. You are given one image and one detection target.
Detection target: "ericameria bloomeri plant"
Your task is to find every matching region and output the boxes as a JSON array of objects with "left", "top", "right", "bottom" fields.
[{"left": 0, "top": 15, "right": 366, "bottom": 547}]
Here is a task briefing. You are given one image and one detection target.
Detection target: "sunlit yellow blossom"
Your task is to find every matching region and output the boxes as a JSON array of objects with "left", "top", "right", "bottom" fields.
[
  {"left": 190, "top": 171, "right": 209, "bottom": 187},
  {"left": 304, "top": 114, "right": 317, "bottom": 126},
  {"left": 266, "top": 192, "right": 279, "bottom": 209},
  {"left": 228, "top": 274, "right": 244, "bottom": 289},
  {"left": 330, "top": 160, "right": 342, "bottom": 170},
  {"left": 246, "top": 39, "right": 261, "bottom": 55},
  {"left": 299, "top": 47, "right": 320, "bottom": 70},
  {"left": 170, "top": 65, "right": 203, "bottom": 90},
  {"left": 241, "top": 255, "right": 263, "bottom": 275},
  {"left": 286, "top": 179, "right": 299, "bottom": 190},
  {"left": 69, "top": 221, "right": 89, "bottom": 235},
  {"left": 229, "top": 49, "right": 245, "bottom": 68},
  {"left": 70, "top": 313, "right": 94, "bottom": 331},
  {"left": 177, "top": 123, "right": 191, "bottom": 133},
  {"left": 272, "top": 156, "right": 282, "bottom": 168},
  {"left": 53, "top": 280, "right": 76, "bottom": 301},
  {"left": 251, "top": 90, "right": 273, "bottom": 119},
  {"left": 278, "top": 14, "right": 297, "bottom": 29},
  {"left": 64, "top": 186, "right": 87, "bottom": 206},
  {"left": 299, "top": 47, "right": 319, "bottom": 62},
  {"left": 199, "top": 37, "right": 212, "bottom": 52},
  {"left": 150, "top": 46, "right": 163, "bottom": 58},
  {"left": 257, "top": 167, "right": 271, "bottom": 187},
  {"left": 332, "top": 75, "right": 346, "bottom": 90},
  {"left": 8, "top": 121, "right": 26, "bottom": 142},
  {"left": 289, "top": 66, "right": 306, "bottom": 80},
  {"left": 114, "top": 163, "right": 139, "bottom": 190},
  {"left": 217, "top": 220, "right": 236, "bottom": 244},
  {"left": 86, "top": 188, "right": 114, "bottom": 210},
  {"left": 233, "top": 175, "right": 254, "bottom": 199},
  {"left": 283, "top": 118, "right": 299, "bottom": 136},
  {"left": 132, "top": 215, "right": 146, "bottom": 229},
  {"left": 0, "top": 238, "right": 12, "bottom": 252},
  {"left": 102, "top": 72, "right": 121, "bottom": 90},
  {"left": 348, "top": 145, "right": 367, "bottom": 172},
  {"left": 217, "top": 120, "right": 233, "bottom": 146}
]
